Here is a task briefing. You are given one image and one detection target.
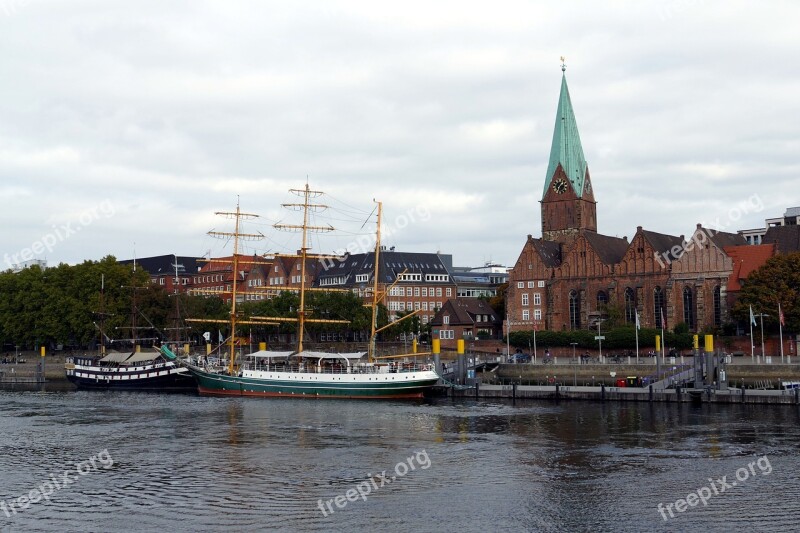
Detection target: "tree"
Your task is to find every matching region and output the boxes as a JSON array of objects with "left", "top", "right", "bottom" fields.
[
  {"left": 489, "top": 282, "right": 508, "bottom": 319},
  {"left": 733, "top": 252, "right": 800, "bottom": 333}
]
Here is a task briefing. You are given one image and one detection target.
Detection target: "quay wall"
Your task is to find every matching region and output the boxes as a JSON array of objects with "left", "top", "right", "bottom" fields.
[
  {"left": 451, "top": 383, "right": 800, "bottom": 405},
  {"left": 492, "top": 362, "right": 800, "bottom": 387}
]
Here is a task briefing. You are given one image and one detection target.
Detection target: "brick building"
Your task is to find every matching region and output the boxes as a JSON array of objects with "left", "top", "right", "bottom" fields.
[
  {"left": 430, "top": 297, "right": 502, "bottom": 347},
  {"left": 189, "top": 254, "right": 272, "bottom": 304},
  {"left": 506, "top": 68, "right": 754, "bottom": 335},
  {"left": 314, "top": 249, "right": 456, "bottom": 325},
  {"left": 119, "top": 255, "right": 201, "bottom": 293}
]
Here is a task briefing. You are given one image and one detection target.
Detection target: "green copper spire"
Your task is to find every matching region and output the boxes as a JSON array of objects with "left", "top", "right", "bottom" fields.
[{"left": 543, "top": 68, "right": 588, "bottom": 198}]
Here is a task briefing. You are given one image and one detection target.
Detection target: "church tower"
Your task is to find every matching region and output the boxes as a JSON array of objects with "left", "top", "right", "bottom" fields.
[{"left": 540, "top": 62, "right": 597, "bottom": 244}]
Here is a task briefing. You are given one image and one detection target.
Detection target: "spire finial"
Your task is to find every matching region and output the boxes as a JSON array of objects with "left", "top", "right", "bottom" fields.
[{"left": 560, "top": 56, "right": 566, "bottom": 73}]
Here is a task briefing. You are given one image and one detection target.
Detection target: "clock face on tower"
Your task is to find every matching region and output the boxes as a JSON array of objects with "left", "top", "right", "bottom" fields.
[{"left": 552, "top": 178, "right": 568, "bottom": 194}]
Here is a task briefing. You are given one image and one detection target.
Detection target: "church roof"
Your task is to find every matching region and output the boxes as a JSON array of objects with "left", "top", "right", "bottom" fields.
[
  {"left": 531, "top": 238, "right": 562, "bottom": 267},
  {"left": 706, "top": 229, "right": 746, "bottom": 249},
  {"left": 641, "top": 229, "right": 684, "bottom": 257},
  {"left": 543, "top": 72, "right": 588, "bottom": 199},
  {"left": 583, "top": 232, "right": 629, "bottom": 265}
]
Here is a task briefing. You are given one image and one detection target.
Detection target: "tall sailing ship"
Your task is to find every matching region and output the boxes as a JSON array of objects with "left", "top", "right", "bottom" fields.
[
  {"left": 158, "top": 184, "right": 440, "bottom": 399},
  {"left": 65, "top": 269, "right": 195, "bottom": 391}
]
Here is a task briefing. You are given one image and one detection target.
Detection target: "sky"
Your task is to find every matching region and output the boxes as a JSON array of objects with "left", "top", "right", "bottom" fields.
[{"left": 1, "top": 0, "right": 799, "bottom": 270}]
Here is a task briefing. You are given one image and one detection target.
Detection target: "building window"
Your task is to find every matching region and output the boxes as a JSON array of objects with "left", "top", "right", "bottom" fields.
[
  {"left": 528, "top": 281, "right": 534, "bottom": 288},
  {"left": 683, "top": 286, "right": 695, "bottom": 330},
  {"left": 422, "top": 287, "right": 428, "bottom": 297},
  {"left": 534, "top": 309, "right": 542, "bottom": 320},
  {"left": 517, "top": 282, "right": 524, "bottom": 288},
  {"left": 624, "top": 288, "right": 636, "bottom": 324},
  {"left": 597, "top": 290, "right": 608, "bottom": 309},
  {"left": 436, "top": 288, "right": 442, "bottom": 297},
  {"left": 713, "top": 285, "right": 722, "bottom": 327},
  {"left": 522, "top": 310, "right": 530, "bottom": 320},
  {"left": 414, "top": 287, "right": 420, "bottom": 297},
  {"left": 446, "top": 288, "right": 452, "bottom": 297},
  {"left": 654, "top": 286, "right": 665, "bottom": 328},
  {"left": 521, "top": 293, "right": 529, "bottom": 306},
  {"left": 538, "top": 281, "right": 545, "bottom": 287},
  {"left": 569, "top": 290, "right": 581, "bottom": 330},
  {"left": 533, "top": 293, "right": 541, "bottom": 306},
  {"left": 440, "top": 330, "right": 454, "bottom": 340},
  {"left": 443, "top": 315, "right": 449, "bottom": 325}
]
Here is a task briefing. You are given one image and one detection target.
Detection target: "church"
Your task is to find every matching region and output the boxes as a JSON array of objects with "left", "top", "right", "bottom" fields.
[{"left": 506, "top": 66, "right": 748, "bottom": 334}]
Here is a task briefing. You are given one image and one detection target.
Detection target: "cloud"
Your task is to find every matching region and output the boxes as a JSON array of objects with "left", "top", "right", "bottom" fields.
[{"left": 1, "top": 1, "right": 799, "bottom": 269}]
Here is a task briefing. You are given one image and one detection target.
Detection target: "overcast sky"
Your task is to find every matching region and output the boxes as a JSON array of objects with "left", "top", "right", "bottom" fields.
[{"left": 1, "top": 0, "right": 798, "bottom": 270}]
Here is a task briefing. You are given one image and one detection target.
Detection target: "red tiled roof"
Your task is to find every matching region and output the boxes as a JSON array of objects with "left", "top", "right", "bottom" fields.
[{"left": 723, "top": 244, "right": 775, "bottom": 291}]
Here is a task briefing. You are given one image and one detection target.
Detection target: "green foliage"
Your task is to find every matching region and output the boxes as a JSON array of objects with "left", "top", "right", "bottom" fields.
[
  {"left": 599, "top": 302, "right": 625, "bottom": 329},
  {"left": 0, "top": 260, "right": 386, "bottom": 350},
  {"left": 0, "top": 256, "right": 166, "bottom": 349},
  {"left": 673, "top": 322, "right": 690, "bottom": 335},
  {"left": 237, "top": 290, "right": 379, "bottom": 339},
  {"left": 733, "top": 252, "right": 800, "bottom": 332},
  {"left": 488, "top": 282, "right": 507, "bottom": 319}
]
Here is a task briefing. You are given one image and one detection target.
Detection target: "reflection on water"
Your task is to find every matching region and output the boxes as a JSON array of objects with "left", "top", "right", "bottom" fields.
[{"left": 1, "top": 388, "right": 799, "bottom": 532}]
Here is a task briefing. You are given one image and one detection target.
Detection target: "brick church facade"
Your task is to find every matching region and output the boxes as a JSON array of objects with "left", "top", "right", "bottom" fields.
[{"left": 507, "top": 67, "right": 750, "bottom": 335}]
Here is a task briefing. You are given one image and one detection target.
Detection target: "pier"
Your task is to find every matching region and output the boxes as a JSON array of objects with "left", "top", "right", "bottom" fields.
[{"left": 447, "top": 382, "right": 800, "bottom": 405}]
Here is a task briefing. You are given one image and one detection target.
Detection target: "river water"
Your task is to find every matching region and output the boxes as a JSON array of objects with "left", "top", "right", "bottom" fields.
[{"left": 1, "top": 386, "right": 798, "bottom": 532}]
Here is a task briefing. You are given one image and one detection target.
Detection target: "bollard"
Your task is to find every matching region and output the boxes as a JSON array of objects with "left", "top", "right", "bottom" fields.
[
  {"left": 475, "top": 380, "right": 480, "bottom": 399},
  {"left": 741, "top": 387, "right": 746, "bottom": 403},
  {"left": 512, "top": 383, "right": 517, "bottom": 399},
  {"left": 433, "top": 338, "right": 441, "bottom": 377},
  {"left": 457, "top": 339, "right": 466, "bottom": 384},
  {"left": 676, "top": 385, "right": 681, "bottom": 403},
  {"left": 649, "top": 384, "right": 653, "bottom": 402},
  {"left": 555, "top": 384, "right": 560, "bottom": 400},
  {"left": 601, "top": 383, "right": 606, "bottom": 402}
]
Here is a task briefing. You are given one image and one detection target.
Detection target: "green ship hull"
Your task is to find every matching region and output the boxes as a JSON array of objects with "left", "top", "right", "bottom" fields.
[{"left": 189, "top": 366, "right": 439, "bottom": 399}]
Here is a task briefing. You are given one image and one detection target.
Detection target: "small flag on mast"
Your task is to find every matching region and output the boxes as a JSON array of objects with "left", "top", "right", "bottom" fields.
[
  {"left": 779, "top": 303, "right": 785, "bottom": 327},
  {"left": 635, "top": 310, "right": 641, "bottom": 330},
  {"left": 750, "top": 305, "right": 757, "bottom": 326}
]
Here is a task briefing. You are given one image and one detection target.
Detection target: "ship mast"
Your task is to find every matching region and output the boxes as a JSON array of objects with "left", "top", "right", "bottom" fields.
[
  {"left": 208, "top": 198, "right": 263, "bottom": 375},
  {"left": 273, "top": 183, "right": 334, "bottom": 353},
  {"left": 368, "top": 201, "right": 382, "bottom": 362}
]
